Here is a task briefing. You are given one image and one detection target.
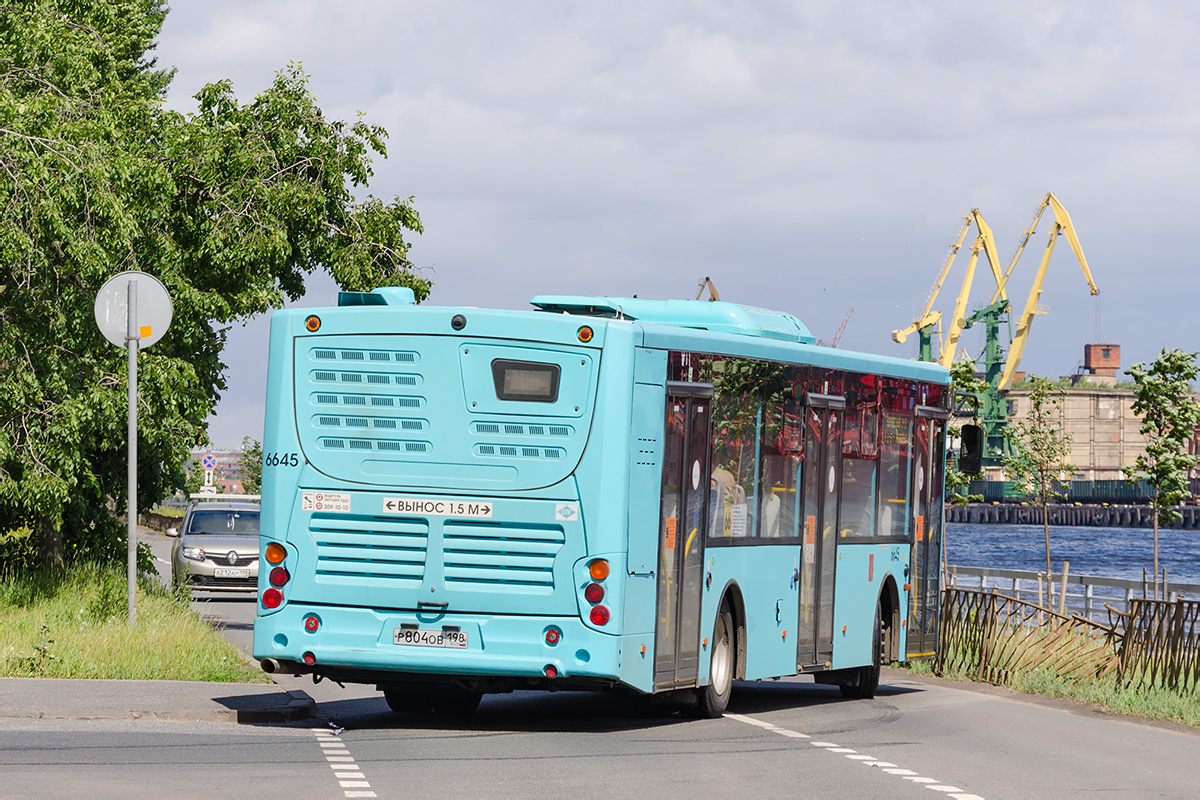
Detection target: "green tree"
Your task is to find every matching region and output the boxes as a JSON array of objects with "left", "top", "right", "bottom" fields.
[
  {"left": 1123, "top": 349, "right": 1200, "bottom": 600},
  {"left": 0, "top": 0, "right": 427, "bottom": 570},
  {"left": 239, "top": 437, "right": 263, "bottom": 495},
  {"left": 1003, "top": 376, "right": 1074, "bottom": 585}
]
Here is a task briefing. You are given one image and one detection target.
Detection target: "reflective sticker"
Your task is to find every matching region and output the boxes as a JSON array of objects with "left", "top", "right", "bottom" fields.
[
  {"left": 915, "top": 515, "right": 925, "bottom": 542},
  {"left": 664, "top": 517, "right": 677, "bottom": 549},
  {"left": 691, "top": 460, "right": 701, "bottom": 491},
  {"left": 555, "top": 503, "right": 578, "bottom": 521}
]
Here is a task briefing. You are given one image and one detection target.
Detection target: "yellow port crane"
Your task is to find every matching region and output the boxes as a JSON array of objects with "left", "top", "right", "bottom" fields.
[
  {"left": 892, "top": 209, "right": 1007, "bottom": 367},
  {"left": 992, "top": 192, "right": 1100, "bottom": 389}
]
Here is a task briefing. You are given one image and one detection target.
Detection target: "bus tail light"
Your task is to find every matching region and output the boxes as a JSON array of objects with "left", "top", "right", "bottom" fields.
[
  {"left": 590, "top": 605, "right": 610, "bottom": 626},
  {"left": 589, "top": 559, "right": 609, "bottom": 580},
  {"left": 269, "top": 567, "right": 290, "bottom": 587},
  {"left": 544, "top": 664, "right": 558, "bottom": 678},
  {"left": 545, "top": 627, "right": 561, "bottom": 645},
  {"left": 584, "top": 582, "right": 604, "bottom": 604},
  {"left": 303, "top": 651, "right": 316, "bottom": 665},
  {"left": 265, "top": 542, "right": 287, "bottom": 565},
  {"left": 304, "top": 615, "right": 320, "bottom": 633},
  {"left": 262, "top": 588, "right": 283, "bottom": 609}
]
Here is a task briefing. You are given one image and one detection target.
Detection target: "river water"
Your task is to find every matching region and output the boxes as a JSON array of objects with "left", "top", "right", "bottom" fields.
[{"left": 945, "top": 522, "right": 1200, "bottom": 586}]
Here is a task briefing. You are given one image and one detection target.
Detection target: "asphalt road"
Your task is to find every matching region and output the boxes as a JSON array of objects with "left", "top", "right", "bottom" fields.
[{"left": 9, "top": 530, "right": 1188, "bottom": 799}]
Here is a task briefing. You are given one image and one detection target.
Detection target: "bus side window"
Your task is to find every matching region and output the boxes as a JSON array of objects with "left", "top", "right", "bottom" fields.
[{"left": 878, "top": 412, "right": 912, "bottom": 538}]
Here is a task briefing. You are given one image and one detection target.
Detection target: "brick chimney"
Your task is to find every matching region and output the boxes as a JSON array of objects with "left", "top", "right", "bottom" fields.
[{"left": 1083, "top": 344, "right": 1120, "bottom": 377}]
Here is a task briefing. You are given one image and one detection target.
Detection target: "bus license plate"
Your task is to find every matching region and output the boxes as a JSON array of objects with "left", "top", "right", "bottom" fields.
[
  {"left": 393, "top": 628, "right": 468, "bottom": 648},
  {"left": 213, "top": 568, "right": 250, "bottom": 579}
]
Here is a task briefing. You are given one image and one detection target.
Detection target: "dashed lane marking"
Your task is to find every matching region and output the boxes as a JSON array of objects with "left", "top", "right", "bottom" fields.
[
  {"left": 726, "top": 713, "right": 985, "bottom": 800},
  {"left": 314, "top": 728, "right": 377, "bottom": 798}
]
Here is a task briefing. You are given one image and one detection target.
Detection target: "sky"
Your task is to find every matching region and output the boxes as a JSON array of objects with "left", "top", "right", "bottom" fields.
[{"left": 153, "top": 1, "right": 1200, "bottom": 449}]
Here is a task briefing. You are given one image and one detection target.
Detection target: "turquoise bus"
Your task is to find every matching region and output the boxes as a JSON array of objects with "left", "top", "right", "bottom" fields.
[{"left": 253, "top": 288, "right": 951, "bottom": 717}]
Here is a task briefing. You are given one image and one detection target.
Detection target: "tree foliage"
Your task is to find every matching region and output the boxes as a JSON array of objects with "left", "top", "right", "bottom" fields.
[
  {"left": 1003, "top": 376, "right": 1074, "bottom": 581},
  {"left": 239, "top": 437, "right": 262, "bottom": 496},
  {"left": 0, "top": 0, "right": 426, "bottom": 569},
  {"left": 1122, "top": 349, "right": 1200, "bottom": 599}
]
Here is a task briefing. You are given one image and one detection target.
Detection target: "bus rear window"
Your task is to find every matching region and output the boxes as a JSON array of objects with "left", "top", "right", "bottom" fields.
[{"left": 491, "top": 359, "right": 561, "bottom": 402}]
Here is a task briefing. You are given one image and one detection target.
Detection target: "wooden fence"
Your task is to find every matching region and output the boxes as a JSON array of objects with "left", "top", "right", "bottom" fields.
[{"left": 938, "top": 587, "right": 1200, "bottom": 694}]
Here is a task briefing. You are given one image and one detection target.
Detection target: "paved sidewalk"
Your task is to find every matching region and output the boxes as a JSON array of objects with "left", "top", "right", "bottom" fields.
[{"left": 0, "top": 677, "right": 314, "bottom": 723}]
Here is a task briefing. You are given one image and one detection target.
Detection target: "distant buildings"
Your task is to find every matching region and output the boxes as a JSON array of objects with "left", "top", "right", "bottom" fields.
[{"left": 995, "top": 344, "right": 1200, "bottom": 483}]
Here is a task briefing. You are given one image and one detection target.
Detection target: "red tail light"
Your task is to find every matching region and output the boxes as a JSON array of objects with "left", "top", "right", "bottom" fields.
[
  {"left": 304, "top": 615, "right": 320, "bottom": 632},
  {"left": 545, "top": 628, "right": 561, "bottom": 645},
  {"left": 303, "top": 651, "right": 316, "bottom": 665},
  {"left": 269, "top": 566, "right": 290, "bottom": 587},
  {"left": 262, "top": 588, "right": 283, "bottom": 609},
  {"left": 589, "top": 605, "right": 610, "bottom": 625},
  {"left": 544, "top": 664, "right": 558, "bottom": 678},
  {"left": 584, "top": 582, "right": 605, "bottom": 604}
]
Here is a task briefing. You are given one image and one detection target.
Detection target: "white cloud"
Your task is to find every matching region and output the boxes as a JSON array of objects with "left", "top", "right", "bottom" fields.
[{"left": 154, "top": 0, "right": 1200, "bottom": 447}]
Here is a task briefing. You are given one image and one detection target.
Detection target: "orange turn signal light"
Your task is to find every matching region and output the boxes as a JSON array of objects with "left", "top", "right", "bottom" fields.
[
  {"left": 305, "top": 315, "right": 321, "bottom": 332},
  {"left": 577, "top": 326, "right": 593, "bottom": 343},
  {"left": 588, "top": 559, "right": 610, "bottom": 581},
  {"left": 265, "top": 542, "right": 287, "bottom": 564}
]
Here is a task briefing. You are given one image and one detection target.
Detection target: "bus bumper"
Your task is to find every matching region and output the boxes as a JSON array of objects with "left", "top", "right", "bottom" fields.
[{"left": 254, "top": 604, "right": 624, "bottom": 688}]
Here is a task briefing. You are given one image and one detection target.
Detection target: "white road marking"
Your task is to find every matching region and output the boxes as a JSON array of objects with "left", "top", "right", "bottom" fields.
[
  {"left": 727, "top": 715, "right": 984, "bottom": 799},
  {"left": 314, "top": 728, "right": 377, "bottom": 799}
]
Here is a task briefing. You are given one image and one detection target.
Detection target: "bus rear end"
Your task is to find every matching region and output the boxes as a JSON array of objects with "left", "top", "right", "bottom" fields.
[{"left": 252, "top": 288, "right": 633, "bottom": 706}]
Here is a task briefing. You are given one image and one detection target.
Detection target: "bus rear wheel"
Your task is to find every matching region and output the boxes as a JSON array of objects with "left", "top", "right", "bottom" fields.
[
  {"left": 840, "top": 603, "right": 882, "bottom": 700},
  {"left": 382, "top": 685, "right": 432, "bottom": 714},
  {"left": 696, "top": 599, "right": 735, "bottom": 718}
]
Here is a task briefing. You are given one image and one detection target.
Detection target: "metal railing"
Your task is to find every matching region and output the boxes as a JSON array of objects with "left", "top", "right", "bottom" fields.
[{"left": 946, "top": 564, "right": 1200, "bottom": 624}]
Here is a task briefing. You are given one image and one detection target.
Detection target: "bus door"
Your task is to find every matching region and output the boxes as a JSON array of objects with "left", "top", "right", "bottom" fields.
[
  {"left": 906, "top": 407, "right": 947, "bottom": 659},
  {"left": 796, "top": 394, "right": 844, "bottom": 670},
  {"left": 654, "top": 381, "right": 713, "bottom": 689}
]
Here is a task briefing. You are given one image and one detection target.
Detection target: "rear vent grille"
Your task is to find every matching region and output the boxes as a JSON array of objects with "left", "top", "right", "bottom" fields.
[
  {"left": 312, "top": 393, "right": 424, "bottom": 409},
  {"left": 320, "top": 438, "right": 432, "bottom": 453},
  {"left": 309, "top": 370, "right": 423, "bottom": 387},
  {"left": 311, "top": 514, "right": 428, "bottom": 583},
  {"left": 474, "top": 444, "right": 565, "bottom": 460},
  {"left": 470, "top": 422, "right": 573, "bottom": 437},
  {"left": 443, "top": 521, "right": 564, "bottom": 590},
  {"left": 312, "top": 348, "right": 420, "bottom": 364}
]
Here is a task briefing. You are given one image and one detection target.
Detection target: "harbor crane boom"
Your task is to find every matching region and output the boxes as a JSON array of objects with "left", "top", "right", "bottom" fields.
[
  {"left": 696, "top": 277, "right": 720, "bottom": 302},
  {"left": 996, "top": 193, "right": 1100, "bottom": 389},
  {"left": 893, "top": 209, "right": 1007, "bottom": 366}
]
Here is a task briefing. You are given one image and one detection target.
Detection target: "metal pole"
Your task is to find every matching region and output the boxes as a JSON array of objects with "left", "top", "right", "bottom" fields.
[{"left": 127, "top": 279, "right": 138, "bottom": 628}]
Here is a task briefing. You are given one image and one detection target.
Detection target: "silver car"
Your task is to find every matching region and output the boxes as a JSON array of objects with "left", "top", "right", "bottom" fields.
[{"left": 167, "top": 498, "right": 261, "bottom": 592}]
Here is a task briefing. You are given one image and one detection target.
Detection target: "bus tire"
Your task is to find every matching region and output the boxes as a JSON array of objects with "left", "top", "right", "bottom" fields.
[
  {"left": 696, "top": 599, "right": 735, "bottom": 718},
  {"left": 382, "top": 685, "right": 433, "bottom": 714},
  {"left": 431, "top": 689, "right": 483, "bottom": 715},
  {"left": 840, "top": 602, "right": 882, "bottom": 700}
]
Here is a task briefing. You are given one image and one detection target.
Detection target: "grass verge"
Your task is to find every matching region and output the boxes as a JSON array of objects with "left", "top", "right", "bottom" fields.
[
  {"left": 0, "top": 562, "right": 270, "bottom": 683},
  {"left": 902, "top": 659, "right": 1200, "bottom": 728}
]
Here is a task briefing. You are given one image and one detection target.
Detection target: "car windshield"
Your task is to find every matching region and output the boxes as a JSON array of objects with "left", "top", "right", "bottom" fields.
[{"left": 187, "top": 509, "right": 260, "bottom": 534}]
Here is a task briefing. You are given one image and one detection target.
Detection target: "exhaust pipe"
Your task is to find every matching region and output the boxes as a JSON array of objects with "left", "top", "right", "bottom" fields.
[{"left": 260, "top": 658, "right": 281, "bottom": 674}]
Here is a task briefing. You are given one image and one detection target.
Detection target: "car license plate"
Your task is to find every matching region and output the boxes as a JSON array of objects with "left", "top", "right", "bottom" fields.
[
  {"left": 393, "top": 628, "right": 468, "bottom": 648},
  {"left": 214, "top": 567, "right": 250, "bottom": 579}
]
